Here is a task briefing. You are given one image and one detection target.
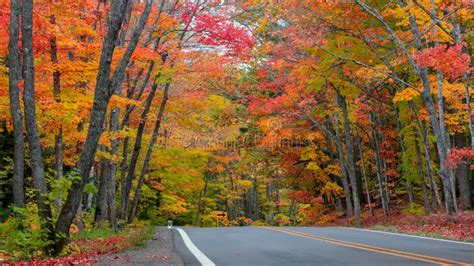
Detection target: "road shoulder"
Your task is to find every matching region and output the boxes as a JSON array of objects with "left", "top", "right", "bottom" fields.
[{"left": 94, "top": 227, "right": 184, "bottom": 265}]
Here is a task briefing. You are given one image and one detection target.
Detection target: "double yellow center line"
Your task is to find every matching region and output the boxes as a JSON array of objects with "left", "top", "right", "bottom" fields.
[{"left": 262, "top": 226, "right": 470, "bottom": 266}]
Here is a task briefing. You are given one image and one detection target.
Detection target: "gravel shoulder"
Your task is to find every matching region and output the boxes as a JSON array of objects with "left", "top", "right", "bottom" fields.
[{"left": 94, "top": 227, "right": 184, "bottom": 266}]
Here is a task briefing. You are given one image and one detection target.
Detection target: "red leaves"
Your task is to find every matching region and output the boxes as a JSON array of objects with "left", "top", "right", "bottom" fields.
[
  {"left": 179, "top": 2, "right": 255, "bottom": 56},
  {"left": 248, "top": 95, "right": 287, "bottom": 115},
  {"left": 8, "top": 235, "right": 140, "bottom": 266},
  {"left": 445, "top": 148, "right": 474, "bottom": 170},
  {"left": 414, "top": 43, "right": 471, "bottom": 80}
]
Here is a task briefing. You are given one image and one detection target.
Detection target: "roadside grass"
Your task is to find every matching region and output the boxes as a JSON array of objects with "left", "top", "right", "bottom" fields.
[{"left": 1, "top": 222, "right": 155, "bottom": 265}]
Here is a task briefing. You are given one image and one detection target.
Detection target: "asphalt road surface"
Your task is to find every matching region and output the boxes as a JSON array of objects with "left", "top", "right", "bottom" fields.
[{"left": 173, "top": 226, "right": 474, "bottom": 266}]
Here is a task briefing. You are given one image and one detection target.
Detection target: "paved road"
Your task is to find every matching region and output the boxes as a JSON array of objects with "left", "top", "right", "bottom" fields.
[{"left": 173, "top": 226, "right": 474, "bottom": 266}]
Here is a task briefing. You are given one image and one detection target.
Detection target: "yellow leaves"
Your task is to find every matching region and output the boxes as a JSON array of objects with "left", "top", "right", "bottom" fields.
[
  {"left": 236, "top": 179, "right": 253, "bottom": 189},
  {"left": 354, "top": 64, "right": 392, "bottom": 84},
  {"left": 73, "top": 26, "right": 97, "bottom": 38},
  {"left": 393, "top": 88, "right": 420, "bottom": 103},
  {"left": 306, "top": 162, "right": 322, "bottom": 172},
  {"left": 324, "top": 164, "right": 341, "bottom": 177},
  {"left": 109, "top": 95, "right": 140, "bottom": 109},
  {"left": 160, "top": 194, "right": 188, "bottom": 215},
  {"left": 321, "top": 182, "right": 343, "bottom": 197}
]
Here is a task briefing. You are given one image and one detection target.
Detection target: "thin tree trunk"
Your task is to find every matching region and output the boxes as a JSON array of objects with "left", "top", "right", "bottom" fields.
[
  {"left": 8, "top": 0, "right": 25, "bottom": 208},
  {"left": 414, "top": 133, "right": 430, "bottom": 215},
  {"left": 454, "top": 134, "right": 472, "bottom": 209},
  {"left": 50, "top": 14, "right": 63, "bottom": 208},
  {"left": 95, "top": 148, "right": 109, "bottom": 223},
  {"left": 21, "top": 0, "right": 55, "bottom": 253},
  {"left": 107, "top": 108, "right": 119, "bottom": 229},
  {"left": 338, "top": 94, "right": 361, "bottom": 226},
  {"left": 453, "top": 18, "right": 473, "bottom": 205},
  {"left": 120, "top": 77, "right": 161, "bottom": 219},
  {"left": 408, "top": 15, "right": 455, "bottom": 214},
  {"left": 119, "top": 136, "right": 129, "bottom": 217},
  {"left": 54, "top": 0, "right": 151, "bottom": 254},
  {"left": 128, "top": 82, "right": 171, "bottom": 223},
  {"left": 436, "top": 70, "right": 458, "bottom": 212},
  {"left": 357, "top": 137, "right": 374, "bottom": 216},
  {"left": 397, "top": 114, "right": 414, "bottom": 204},
  {"left": 356, "top": 0, "right": 455, "bottom": 214},
  {"left": 409, "top": 101, "right": 441, "bottom": 209},
  {"left": 333, "top": 113, "right": 353, "bottom": 217},
  {"left": 370, "top": 112, "right": 389, "bottom": 216}
]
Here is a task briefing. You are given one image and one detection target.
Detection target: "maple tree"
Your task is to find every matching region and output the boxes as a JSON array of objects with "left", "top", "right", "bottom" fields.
[{"left": 0, "top": 0, "right": 473, "bottom": 261}]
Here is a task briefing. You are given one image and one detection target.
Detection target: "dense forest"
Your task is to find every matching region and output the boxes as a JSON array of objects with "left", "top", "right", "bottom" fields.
[{"left": 0, "top": 0, "right": 473, "bottom": 261}]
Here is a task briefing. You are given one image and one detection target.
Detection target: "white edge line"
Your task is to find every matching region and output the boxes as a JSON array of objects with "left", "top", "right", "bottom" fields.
[
  {"left": 338, "top": 227, "right": 474, "bottom": 246},
  {"left": 176, "top": 228, "right": 216, "bottom": 266}
]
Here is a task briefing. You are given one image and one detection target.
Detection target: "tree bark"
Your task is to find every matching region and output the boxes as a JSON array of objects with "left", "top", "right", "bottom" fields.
[
  {"left": 414, "top": 133, "right": 430, "bottom": 215},
  {"left": 409, "top": 101, "right": 441, "bottom": 209},
  {"left": 95, "top": 147, "right": 109, "bottom": 223},
  {"left": 107, "top": 108, "right": 119, "bottom": 229},
  {"left": 408, "top": 12, "right": 455, "bottom": 214},
  {"left": 357, "top": 137, "right": 374, "bottom": 216},
  {"left": 338, "top": 94, "right": 361, "bottom": 226},
  {"left": 128, "top": 82, "right": 170, "bottom": 223},
  {"left": 54, "top": 0, "right": 152, "bottom": 254},
  {"left": 21, "top": 0, "right": 55, "bottom": 253},
  {"left": 8, "top": 0, "right": 25, "bottom": 208},
  {"left": 119, "top": 78, "right": 161, "bottom": 219},
  {"left": 370, "top": 112, "right": 390, "bottom": 216},
  {"left": 49, "top": 14, "right": 63, "bottom": 209},
  {"left": 333, "top": 113, "right": 353, "bottom": 218},
  {"left": 454, "top": 134, "right": 472, "bottom": 209},
  {"left": 356, "top": 0, "right": 456, "bottom": 214}
]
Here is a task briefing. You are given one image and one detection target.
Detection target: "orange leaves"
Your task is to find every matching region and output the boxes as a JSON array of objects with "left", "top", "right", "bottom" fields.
[
  {"left": 393, "top": 88, "right": 420, "bottom": 103},
  {"left": 109, "top": 95, "right": 140, "bottom": 109}
]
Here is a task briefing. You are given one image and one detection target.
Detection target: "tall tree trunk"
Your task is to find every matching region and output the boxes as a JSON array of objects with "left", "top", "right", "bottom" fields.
[
  {"left": 409, "top": 101, "right": 441, "bottom": 209},
  {"left": 356, "top": 0, "right": 455, "bottom": 214},
  {"left": 449, "top": 18, "right": 472, "bottom": 210},
  {"left": 414, "top": 133, "right": 430, "bottom": 215},
  {"left": 119, "top": 136, "right": 129, "bottom": 216},
  {"left": 21, "top": 0, "right": 55, "bottom": 253},
  {"left": 408, "top": 15, "right": 455, "bottom": 214},
  {"left": 128, "top": 82, "right": 170, "bottom": 223},
  {"left": 107, "top": 109, "right": 119, "bottom": 229},
  {"left": 49, "top": 14, "right": 63, "bottom": 208},
  {"left": 8, "top": 0, "right": 25, "bottom": 208},
  {"left": 357, "top": 137, "right": 374, "bottom": 216},
  {"left": 120, "top": 78, "right": 161, "bottom": 219},
  {"left": 397, "top": 114, "right": 414, "bottom": 204},
  {"left": 54, "top": 0, "right": 152, "bottom": 254},
  {"left": 436, "top": 70, "right": 457, "bottom": 212},
  {"left": 333, "top": 113, "right": 353, "bottom": 217},
  {"left": 454, "top": 134, "right": 472, "bottom": 209},
  {"left": 95, "top": 148, "right": 109, "bottom": 224},
  {"left": 195, "top": 175, "right": 209, "bottom": 226},
  {"left": 370, "top": 112, "right": 390, "bottom": 216},
  {"left": 338, "top": 94, "right": 361, "bottom": 227}
]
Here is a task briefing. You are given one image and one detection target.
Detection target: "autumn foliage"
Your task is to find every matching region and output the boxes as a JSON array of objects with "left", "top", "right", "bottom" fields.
[{"left": 0, "top": 0, "right": 473, "bottom": 261}]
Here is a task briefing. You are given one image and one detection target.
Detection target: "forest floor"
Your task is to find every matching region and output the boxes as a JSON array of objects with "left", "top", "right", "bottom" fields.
[{"left": 333, "top": 209, "right": 474, "bottom": 242}]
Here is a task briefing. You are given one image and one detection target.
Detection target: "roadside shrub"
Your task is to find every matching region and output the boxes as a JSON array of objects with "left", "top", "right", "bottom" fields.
[
  {"left": 401, "top": 203, "right": 424, "bottom": 216},
  {"left": 273, "top": 214, "right": 291, "bottom": 226},
  {"left": 0, "top": 207, "right": 52, "bottom": 260},
  {"left": 251, "top": 220, "right": 266, "bottom": 226}
]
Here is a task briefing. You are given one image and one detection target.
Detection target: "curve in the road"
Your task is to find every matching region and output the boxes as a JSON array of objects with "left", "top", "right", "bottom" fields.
[{"left": 262, "top": 226, "right": 470, "bottom": 266}]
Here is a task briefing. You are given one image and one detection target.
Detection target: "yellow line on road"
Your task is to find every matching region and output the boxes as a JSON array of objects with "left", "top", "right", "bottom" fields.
[{"left": 262, "top": 226, "right": 470, "bottom": 266}]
